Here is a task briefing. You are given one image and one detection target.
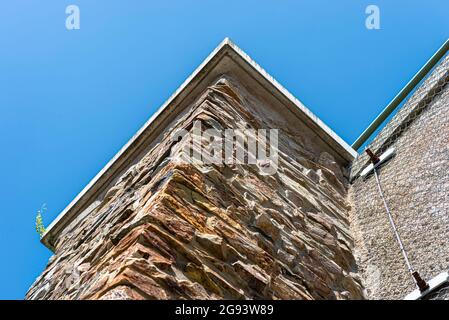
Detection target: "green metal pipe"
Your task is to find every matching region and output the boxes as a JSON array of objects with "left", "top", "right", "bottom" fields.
[{"left": 352, "top": 39, "right": 449, "bottom": 151}]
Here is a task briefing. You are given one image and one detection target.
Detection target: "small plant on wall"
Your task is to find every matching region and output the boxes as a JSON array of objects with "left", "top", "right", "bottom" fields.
[{"left": 35, "top": 204, "right": 47, "bottom": 238}]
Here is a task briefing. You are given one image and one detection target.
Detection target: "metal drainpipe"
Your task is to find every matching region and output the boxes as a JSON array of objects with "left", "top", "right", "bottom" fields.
[
  {"left": 373, "top": 169, "right": 413, "bottom": 271},
  {"left": 352, "top": 39, "right": 449, "bottom": 151}
]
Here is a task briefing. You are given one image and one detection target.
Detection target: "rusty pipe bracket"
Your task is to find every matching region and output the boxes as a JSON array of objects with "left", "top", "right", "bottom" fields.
[
  {"left": 412, "top": 271, "right": 430, "bottom": 293},
  {"left": 365, "top": 148, "right": 381, "bottom": 164},
  {"left": 360, "top": 147, "right": 396, "bottom": 178}
]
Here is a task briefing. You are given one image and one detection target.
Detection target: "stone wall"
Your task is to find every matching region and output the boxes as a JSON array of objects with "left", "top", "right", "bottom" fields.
[
  {"left": 26, "top": 77, "right": 363, "bottom": 300},
  {"left": 26, "top": 47, "right": 449, "bottom": 300},
  {"left": 349, "top": 54, "right": 449, "bottom": 299}
]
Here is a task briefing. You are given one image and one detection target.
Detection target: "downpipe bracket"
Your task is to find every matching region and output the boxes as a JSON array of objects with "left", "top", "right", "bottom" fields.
[{"left": 360, "top": 147, "right": 395, "bottom": 178}]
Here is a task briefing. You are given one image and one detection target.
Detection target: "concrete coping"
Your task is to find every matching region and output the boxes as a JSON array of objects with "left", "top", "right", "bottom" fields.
[{"left": 41, "top": 38, "right": 357, "bottom": 250}]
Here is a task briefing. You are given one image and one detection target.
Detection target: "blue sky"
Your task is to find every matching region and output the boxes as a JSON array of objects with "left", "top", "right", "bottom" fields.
[{"left": 0, "top": 1, "right": 447, "bottom": 299}]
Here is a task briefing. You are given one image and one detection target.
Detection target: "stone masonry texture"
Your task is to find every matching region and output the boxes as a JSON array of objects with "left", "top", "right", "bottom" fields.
[
  {"left": 26, "top": 77, "right": 364, "bottom": 300},
  {"left": 26, "top": 50, "right": 449, "bottom": 300}
]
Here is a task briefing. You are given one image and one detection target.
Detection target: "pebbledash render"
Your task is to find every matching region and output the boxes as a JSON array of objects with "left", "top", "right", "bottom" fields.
[{"left": 26, "top": 39, "right": 449, "bottom": 300}]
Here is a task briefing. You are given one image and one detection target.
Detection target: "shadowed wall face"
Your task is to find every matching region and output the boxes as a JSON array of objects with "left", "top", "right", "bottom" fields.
[
  {"left": 349, "top": 55, "right": 449, "bottom": 300},
  {"left": 26, "top": 77, "right": 363, "bottom": 300}
]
